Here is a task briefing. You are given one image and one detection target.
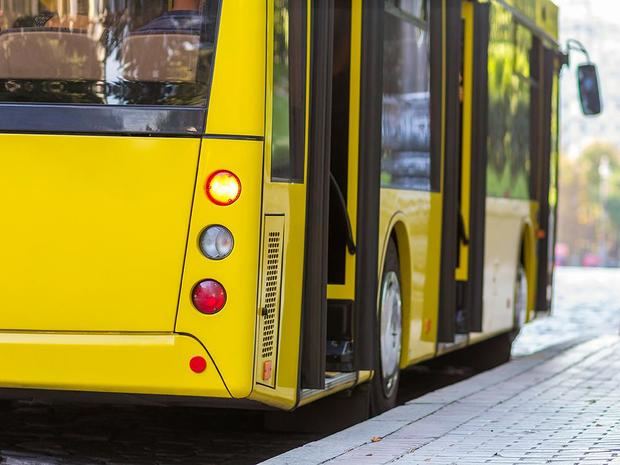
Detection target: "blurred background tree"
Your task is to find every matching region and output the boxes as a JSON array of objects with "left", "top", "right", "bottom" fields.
[
  {"left": 558, "top": 143, "right": 620, "bottom": 266},
  {"left": 605, "top": 171, "right": 620, "bottom": 254}
]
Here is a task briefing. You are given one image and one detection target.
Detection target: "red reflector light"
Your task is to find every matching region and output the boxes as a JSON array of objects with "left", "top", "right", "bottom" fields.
[
  {"left": 190, "top": 356, "right": 207, "bottom": 373},
  {"left": 206, "top": 170, "right": 241, "bottom": 206},
  {"left": 192, "top": 279, "right": 227, "bottom": 314}
]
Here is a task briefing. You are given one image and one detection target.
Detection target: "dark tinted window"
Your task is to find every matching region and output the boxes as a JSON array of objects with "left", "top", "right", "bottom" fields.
[
  {"left": 0, "top": 0, "right": 220, "bottom": 106},
  {"left": 381, "top": 1, "right": 431, "bottom": 191},
  {"left": 271, "top": 0, "right": 307, "bottom": 182}
]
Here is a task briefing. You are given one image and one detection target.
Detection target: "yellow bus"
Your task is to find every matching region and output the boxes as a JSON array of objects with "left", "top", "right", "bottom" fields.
[{"left": 0, "top": 0, "right": 597, "bottom": 414}]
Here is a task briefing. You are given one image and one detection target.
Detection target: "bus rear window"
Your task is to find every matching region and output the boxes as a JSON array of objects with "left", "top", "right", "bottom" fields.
[{"left": 0, "top": 1, "right": 220, "bottom": 106}]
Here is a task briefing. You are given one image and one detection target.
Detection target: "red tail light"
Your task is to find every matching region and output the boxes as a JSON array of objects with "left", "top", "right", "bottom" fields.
[{"left": 192, "top": 279, "right": 227, "bottom": 314}]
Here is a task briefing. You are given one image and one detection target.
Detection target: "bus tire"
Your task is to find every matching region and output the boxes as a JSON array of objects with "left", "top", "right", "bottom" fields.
[{"left": 370, "top": 238, "right": 402, "bottom": 416}]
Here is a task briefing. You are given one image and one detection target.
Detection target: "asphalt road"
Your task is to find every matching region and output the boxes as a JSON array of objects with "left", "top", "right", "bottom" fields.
[{"left": 0, "top": 402, "right": 312, "bottom": 465}]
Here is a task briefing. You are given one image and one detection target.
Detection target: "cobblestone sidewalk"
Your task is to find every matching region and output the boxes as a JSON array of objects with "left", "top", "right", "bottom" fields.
[{"left": 264, "top": 336, "right": 620, "bottom": 465}]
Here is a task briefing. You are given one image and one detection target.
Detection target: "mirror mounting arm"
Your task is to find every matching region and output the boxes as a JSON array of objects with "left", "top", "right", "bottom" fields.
[
  {"left": 564, "top": 38, "right": 592, "bottom": 66},
  {"left": 559, "top": 51, "right": 570, "bottom": 70}
]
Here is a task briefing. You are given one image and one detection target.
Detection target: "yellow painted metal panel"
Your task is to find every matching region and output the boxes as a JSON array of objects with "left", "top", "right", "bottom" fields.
[
  {"left": 0, "top": 134, "right": 199, "bottom": 332},
  {"left": 0, "top": 333, "right": 229, "bottom": 397},
  {"left": 175, "top": 139, "right": 263, "bottom": 400},
  {"left": 537, "top": 0, "right": 559, "bottom": 40},
  {"left": 250, "top": 183, "right": 307, "bottom": 409},
  {"left": 477, "top": 197, "right": 530, "bottom": 335},
  {"left": 378, "top": 190, "right": 439, "bottom": 368},
  {"left": 508, "top": 0, "right": 537, "bottom": 23},
  {"left": 206, "top": 0, "right": 266, "bottom": 136}
]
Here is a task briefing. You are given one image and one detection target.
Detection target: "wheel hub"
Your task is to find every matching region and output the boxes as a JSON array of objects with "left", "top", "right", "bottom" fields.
[
  {"left": 380, "top": 271, "right": 402, "bottom": 398},
  {"left": 514, "top": 267, "right": 528, "bottom": 329}
]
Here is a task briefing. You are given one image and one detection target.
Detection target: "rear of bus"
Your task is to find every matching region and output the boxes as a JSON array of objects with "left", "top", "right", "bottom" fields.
[{"left": 0, "top": 1, "right": 266, "bottom": 403}]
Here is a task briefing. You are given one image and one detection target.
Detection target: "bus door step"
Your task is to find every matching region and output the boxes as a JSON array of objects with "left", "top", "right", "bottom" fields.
[{"left": 326, "top": 340, "right": 354, "bottom": 372}]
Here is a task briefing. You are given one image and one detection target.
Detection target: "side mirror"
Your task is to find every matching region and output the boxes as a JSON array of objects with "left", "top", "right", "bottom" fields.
[{"left": 577, "top": 63, "right": 602, "bottom": 115}]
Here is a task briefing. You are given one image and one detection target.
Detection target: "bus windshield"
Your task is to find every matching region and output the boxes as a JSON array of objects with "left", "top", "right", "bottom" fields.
[{"left": 0, "top": 1, "right": 220, "bottom": 106}]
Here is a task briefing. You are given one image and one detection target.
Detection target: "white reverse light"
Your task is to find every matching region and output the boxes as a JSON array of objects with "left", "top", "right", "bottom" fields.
[{"left": 200, "top": 226, "right": 234, "bottom": 260}]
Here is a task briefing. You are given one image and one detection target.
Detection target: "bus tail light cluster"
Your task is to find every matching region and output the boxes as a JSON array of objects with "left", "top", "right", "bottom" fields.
[{"left": 192, "top": 171, "right": 239, "bottom": 315}]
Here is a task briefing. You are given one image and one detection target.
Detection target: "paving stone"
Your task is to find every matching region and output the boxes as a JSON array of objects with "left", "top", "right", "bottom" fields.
[{"left": 265, "top": 336, "right": 620, "bottom": 465}]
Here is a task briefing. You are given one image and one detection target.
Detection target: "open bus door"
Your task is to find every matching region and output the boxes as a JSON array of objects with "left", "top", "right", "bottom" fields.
[
  {"left": 436, "top": 0, "right": 464, "bottom": 343},
  {"left": 298, "top": 0, "right": 334, "bottom": 390},
  {"left": 534, "top": 47, "right": 560, "bottom": 313},
  {"left": 253, "top": 0, "right": 378, "bottom": 401},
  {"left": 460, "top": 0, "right": 490, "bottom": 334},
  {"left": 298, "top": 0, "right": 379, "bottom": 390},
  {"left": 437, "top": 0, "right": 489, "bottom": 343},
  {"left": 263, "top": 0, "right": 378, "bottom": 398}
]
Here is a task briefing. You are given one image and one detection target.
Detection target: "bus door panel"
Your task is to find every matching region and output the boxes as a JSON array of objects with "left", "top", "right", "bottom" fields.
[
  {"left": 302, "top": 0, "right": 376, "bottom": 383},
  {"left": 259, "top": 0, "right": 313, "bottom": 394},
  {"left": 265, "top": 0, "right": 362, "bottom": 394},
  {"left": 300, "top": 0, "right": 334, "bottom": 389},
  {"left": 463, "top": 0, "right": 490, "bottom": 333},
  {"left": 534, "top": 47, "right": 558, "bottom": 313},
  {"left": 351, "top": 1, "right": 382, "bottom": 371},
  {"left": 451, "top": 0, "right": 488, "bottom": 337},
  {"left": 454, "top": 2, "right": 474, "bottom": 335},
  {"left": 325, "top": 0, "right": 360, "bottom": 373},
  {"left": 436, "top": 0, "right": 463, "bottom": 343}
]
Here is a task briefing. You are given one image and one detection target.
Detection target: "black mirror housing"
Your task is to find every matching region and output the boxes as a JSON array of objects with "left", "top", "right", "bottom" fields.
[{"left": 577, "top": 64, "right": 602, "bottom": 116}]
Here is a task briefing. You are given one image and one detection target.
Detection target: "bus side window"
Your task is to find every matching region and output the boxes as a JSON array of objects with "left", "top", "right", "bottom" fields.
[
  {"left": 271, "top": 0, "right": 307, "bottom": 182},
  {"left": 381, "top": 1, "right": 432, "bottom": 191}
]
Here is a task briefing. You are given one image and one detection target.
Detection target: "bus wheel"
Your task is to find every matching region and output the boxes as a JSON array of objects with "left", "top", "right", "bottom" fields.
[
  {"left": 511, "top": 263, "right": 528, "bottom": 340},
  {"left": 371, "top": 239, "right": 402, "bottom": 415}
]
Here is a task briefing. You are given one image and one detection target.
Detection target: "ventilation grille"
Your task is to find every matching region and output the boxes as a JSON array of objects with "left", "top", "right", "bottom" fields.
[
  {"left": 256, "top": 216, "right": 284, "bottom": 388},
  {"left": 262, "top": 231, "right": 281, "bottom": 358}
]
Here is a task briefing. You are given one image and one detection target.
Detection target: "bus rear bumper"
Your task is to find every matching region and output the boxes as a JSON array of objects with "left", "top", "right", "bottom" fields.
[{"left": 0, "top": 332, "right": 231, "bottom": 399}]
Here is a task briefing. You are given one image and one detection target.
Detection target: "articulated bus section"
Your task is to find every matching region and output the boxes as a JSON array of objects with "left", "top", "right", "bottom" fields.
[{"left": 0, "top": 0, "right": 566, "bottom": 413}]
